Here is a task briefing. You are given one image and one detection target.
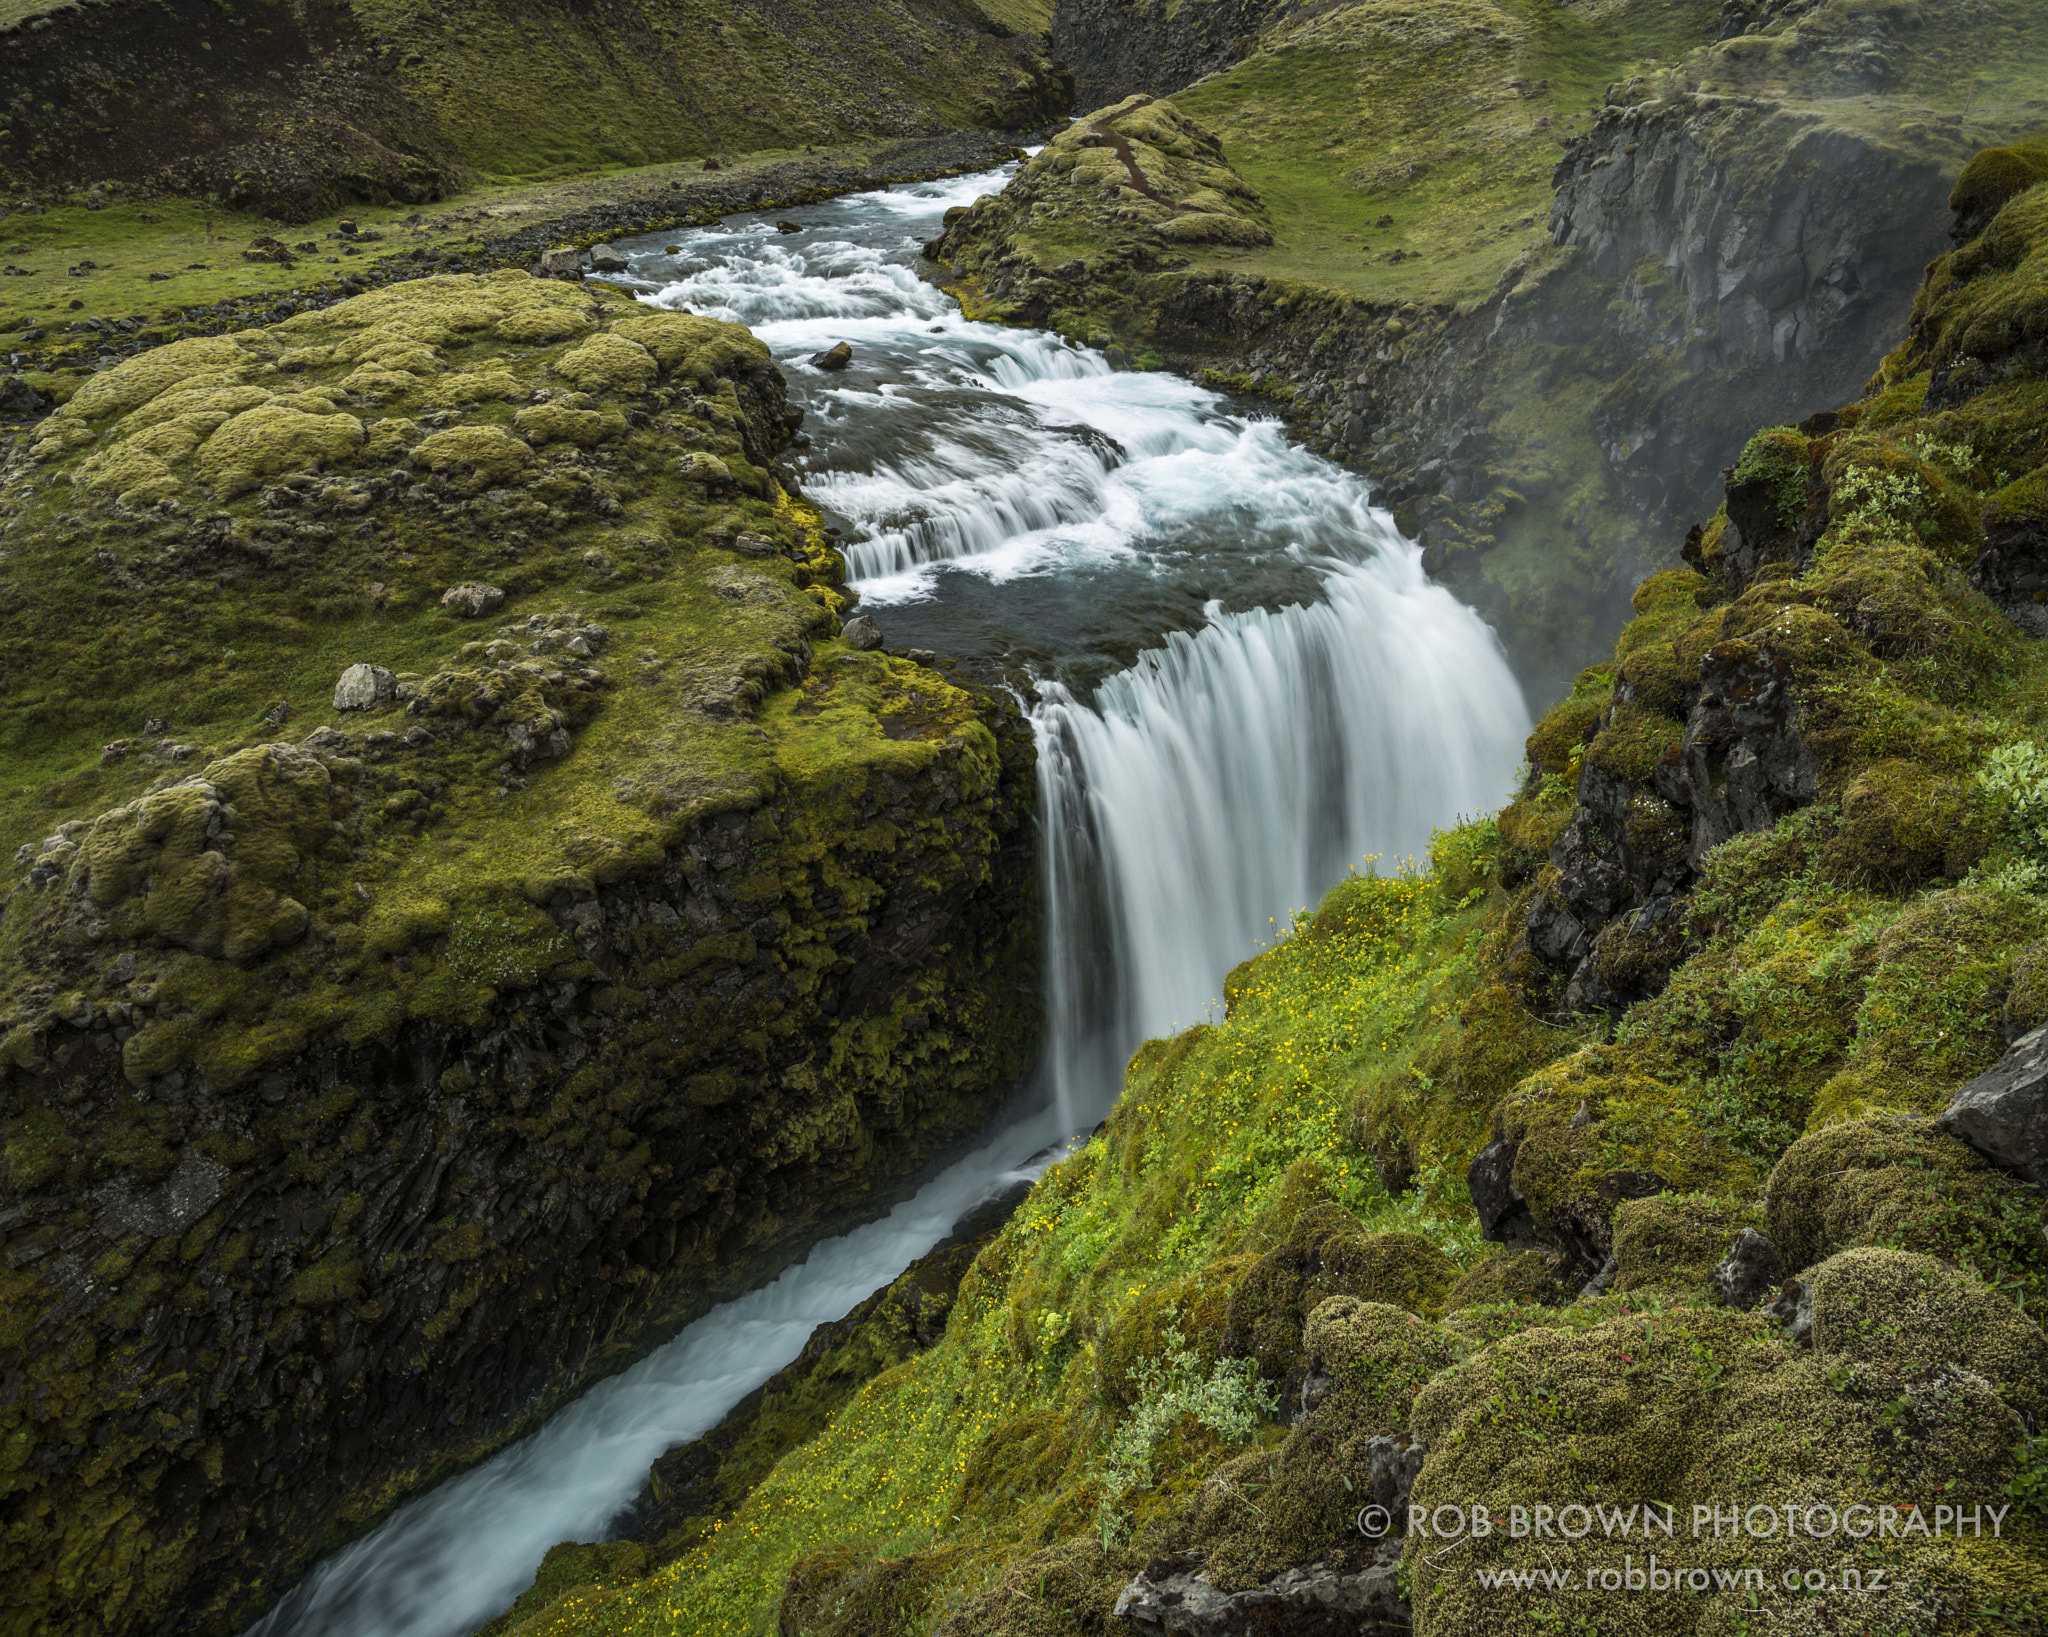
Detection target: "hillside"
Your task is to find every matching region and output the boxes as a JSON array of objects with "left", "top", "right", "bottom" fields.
[
  {"left": 0, "top": 0, "right": 1066, "bottom": 219},
  {"left": 487, "top": 140, "right": 2048, "bottom": 1637}
]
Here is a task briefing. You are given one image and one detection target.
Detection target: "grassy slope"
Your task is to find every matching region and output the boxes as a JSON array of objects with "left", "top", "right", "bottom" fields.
[
  {"left": 0, "top": 137, "right": 959, "bottom": 412},
  {"left": 501, "top": 160, "right": 2048, "bottom": 1637},
  {"left": 1164, "top": 0, "right": 1715, "bottom": 311},
  {"left": 350, "top": 0, "right": 1055, "bottom": 182}
]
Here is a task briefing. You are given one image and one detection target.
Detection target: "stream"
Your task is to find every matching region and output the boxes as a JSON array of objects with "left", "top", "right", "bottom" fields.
[{"left": 243, "top": 159, "right": 1530, "bottom": 1637}]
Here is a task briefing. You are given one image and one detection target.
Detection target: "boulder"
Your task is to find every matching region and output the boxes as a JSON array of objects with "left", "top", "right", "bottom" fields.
[
  {"left": 332, "top": 663, "right": 397, "bottom": 712},
  {"left": 440, "top": 582, "right": 507, "bottom": 619},
  {"left": 588, "top": 243, "right": 629, "bottom": 273},
  {"left": 809, "top": 341, "right": 853, "bottom": 371},
  {"left": 1713, "top": 1227, "right": 1781, "bottom": 1310},
  {"left": 535, "top": 247, "right": 582, "bottom": 280},
  {"left": 774, "top": 220, "right": 805, "bottom": 234},
  {"left": 1113, "top": 1549, "right": 1409, "bottom": 1635},
  {"left": 1466, "top": 1133, "right": 1536, "bottom": 1246},
  {"left": 1938, "top": 1024, "right": 2048, "bottom": 1186},
  {"left": 841, "top": 614, "right": 884, "bottom": 651},
  {"left": 0, "top": 375, "right": 48, "bottom": 417}
]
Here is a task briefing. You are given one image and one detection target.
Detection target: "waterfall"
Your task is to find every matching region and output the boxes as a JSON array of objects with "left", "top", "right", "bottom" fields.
[
  {"left": 1034, "top": 548, "right": 1527, "bottom": 1131},
  {"left": 236, "top": 163, "right": 1531, "bottom": 1637}
]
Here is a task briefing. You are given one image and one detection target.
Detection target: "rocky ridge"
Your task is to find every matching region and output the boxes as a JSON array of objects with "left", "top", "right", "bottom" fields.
[
  {"left": 0, "top": 0, "right": 1069, "bottom": 221},
  {"left": 0, "top": 272, "right": 1040, "bottom": 1637}
]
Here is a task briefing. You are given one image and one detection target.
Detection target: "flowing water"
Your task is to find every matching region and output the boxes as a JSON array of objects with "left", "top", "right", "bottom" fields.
[{"left": 243, "top": 161, "right": 1530, "bottom": 1637}]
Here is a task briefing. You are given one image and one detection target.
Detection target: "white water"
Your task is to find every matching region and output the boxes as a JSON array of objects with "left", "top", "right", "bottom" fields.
[
  {"left": 1036, "top": 556, "right": 1531, "bottom": 1127},
  {"left": 243, "top": 1108, "right": 1063, "bottom": 1637},
  {"left": 242, "top": 163, "right": 1530, "bottom": 1637}
]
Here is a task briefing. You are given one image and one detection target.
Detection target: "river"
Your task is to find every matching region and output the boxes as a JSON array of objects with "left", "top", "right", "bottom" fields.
[{"left": 242, "top": 158, "right": 1530, "bottom": 1637}]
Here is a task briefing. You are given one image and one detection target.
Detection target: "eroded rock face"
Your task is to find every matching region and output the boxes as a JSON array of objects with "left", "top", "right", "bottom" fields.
[
  {"left": 1113, "top": 1546, "right": 1410, "bottom": 1635},
  {"left": 0, "top": 276, "right": 1041, "bottom": 1637}
]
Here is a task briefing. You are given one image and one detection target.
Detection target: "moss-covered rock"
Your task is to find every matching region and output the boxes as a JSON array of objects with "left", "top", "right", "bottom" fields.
[
  {"left": 1408, "top": 1258, "right": 2039, "bottom": 1635},
  {"left": 1609, "top": 1191, "right": 1763, "bottom": 1299},
  {"left": 0, "top": 275, "right": 1040, "bottom": 1637},
  {"left": 1221, "top": 1207, "right": 1459, "bottom": 1384},
  {"left": 1765, "top": 1117, "right": 2048, "bottom": 1299}
]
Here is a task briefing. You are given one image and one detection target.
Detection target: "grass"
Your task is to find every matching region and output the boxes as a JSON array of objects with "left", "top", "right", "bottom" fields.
[
  {"left": 1160, "top": 0, "right": 1719, "bottom": 310},
  {"left": 0, "top": 134, "right": 973, "bottom": 370}
]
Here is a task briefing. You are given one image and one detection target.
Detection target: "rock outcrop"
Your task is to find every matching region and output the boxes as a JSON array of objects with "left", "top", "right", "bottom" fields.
[
  {"left": 0, "top": 274, "right": 1040, "bottom": 1637},
  {"left": 929, "top": 0, "right": 2022, "bottom": 692}
]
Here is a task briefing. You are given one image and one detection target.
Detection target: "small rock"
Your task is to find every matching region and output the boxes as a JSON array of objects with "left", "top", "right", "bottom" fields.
[
  {"left": 905, "top": 648, "right": 936, "bottom": 665},
  {"left": 99, "top": 739, "right": 132, "bottom": 764},
  {"left": 0, "top": 375, "right": 48, "bottom": 416},
  {"left": 727, "top": 533, "right": 777, "bottom": 556},
  {"left": 1769, "top": 1278, "right": 1814, "bottom": 1347},
  {"left": 263, "top": 700, "right": 292, "bottom": 729},
  {"left": 809, "top": 341, "right": 853, "bottom": 371},
  {"left": 1939, "top": 1023, "right": 2048, "bottom": 1186},
  {"left": 302, "top": 726, "right": 349, "bottom": 751},
  {"left": 332, "top": 663, "right": 398, "bottom": 712},
  {"left": 774, "top": 220, "right": 805, "bottom": 234},
  {"left": 440, "top": 582, "right": 507, "bottom": 619},
  {"left": 701, "top": 156, "right": 723, "bottom": 171},
  {"left": 1714, "top": 1228, "right": 1781, "bottom": 1311},
  {"left": 535, "top": 247, "right": 582, "bottom": 280},
  {"left": 588, "top": 242, "right": 629, "bottom": 272},
  {"left": 841, "top": 614, "right": 884, "bottom": 651}
]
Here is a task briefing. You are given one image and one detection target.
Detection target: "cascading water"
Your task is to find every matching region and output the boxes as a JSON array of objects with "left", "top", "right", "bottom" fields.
[{"left": 240, "top": 160, "right": 1529, "bottom": 1637}]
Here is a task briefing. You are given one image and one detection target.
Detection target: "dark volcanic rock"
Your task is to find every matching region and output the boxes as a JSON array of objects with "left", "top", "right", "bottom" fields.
[
  {"left": 1940, "top": 1025, "right": 2048, "bottom": 1188},
  {"left": 1715, "top": 1228, "right": 1783, "bottom": 1311},
  {"left": 809, "top": 341, "right": 854, "bottom": 370},
  {"left": 1113, "top": 1546, "right": 1410, "bottom": 1635}
]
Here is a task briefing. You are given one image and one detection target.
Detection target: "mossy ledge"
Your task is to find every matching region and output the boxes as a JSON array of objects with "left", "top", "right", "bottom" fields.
[{"left": 0, "top": 272, "right": 1040, "bottom": 1637}]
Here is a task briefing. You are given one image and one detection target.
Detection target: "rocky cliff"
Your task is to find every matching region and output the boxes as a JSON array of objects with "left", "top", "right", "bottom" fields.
[
  {"left": 1051, "top": 0, "right": 1291, "bottom": 108},
  {"left": 0, "top": 0, "right": 1070, "bottom": 220},
  {"left": 0, "top": 273, "right": 1039, "bottom": 1636},
  {"left": 933, "top": 0, "right": 2044, "bottom": 695}
]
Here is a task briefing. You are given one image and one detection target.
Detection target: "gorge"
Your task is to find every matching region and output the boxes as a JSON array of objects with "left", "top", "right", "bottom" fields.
[{"left": 2, "top": 1, "right": 2047, "bottom": 1634}]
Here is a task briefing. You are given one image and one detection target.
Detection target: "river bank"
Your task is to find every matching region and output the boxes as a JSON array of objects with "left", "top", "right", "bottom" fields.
[{"left": 0, "top": 129, "right": 1039, "bottom": 408}]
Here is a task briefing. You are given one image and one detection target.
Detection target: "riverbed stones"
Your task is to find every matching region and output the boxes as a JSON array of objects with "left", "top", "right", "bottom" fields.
[
  {"left": 332, "top": 663, "right": 397, "bottom": 711},
  {"left": 441, "top": 581, "right": 507, "bottom": 618}
]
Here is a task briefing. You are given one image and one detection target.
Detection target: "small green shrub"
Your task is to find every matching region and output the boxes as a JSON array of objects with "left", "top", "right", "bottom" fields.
[{"left": 1093, "top": 1328, "right": 1278, "bottom": 1547}]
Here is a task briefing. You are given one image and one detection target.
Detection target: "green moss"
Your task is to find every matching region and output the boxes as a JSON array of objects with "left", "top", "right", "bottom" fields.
[
  {"left": 1408, "top": 1276, "right": 2036, "bottom": 1636},
  {"left": 1441, "top": 1248, "right": 1566, "bottom": 1313},
  {"left": 1608, "top": 1191, "right": 1760, "bottom": 1298},
  {"left": 1766, "top": 1117, "right": 2048, "bottom": 1300},
  {"left": 1822, "top": 757, "right": 1990, "bottom": 889},
  {"left": 1951, "top": 141, "right": 2048, "bottom": 230},
  {"left": 1728, "top": 424, "right": 1812, "bottom": 531}
]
